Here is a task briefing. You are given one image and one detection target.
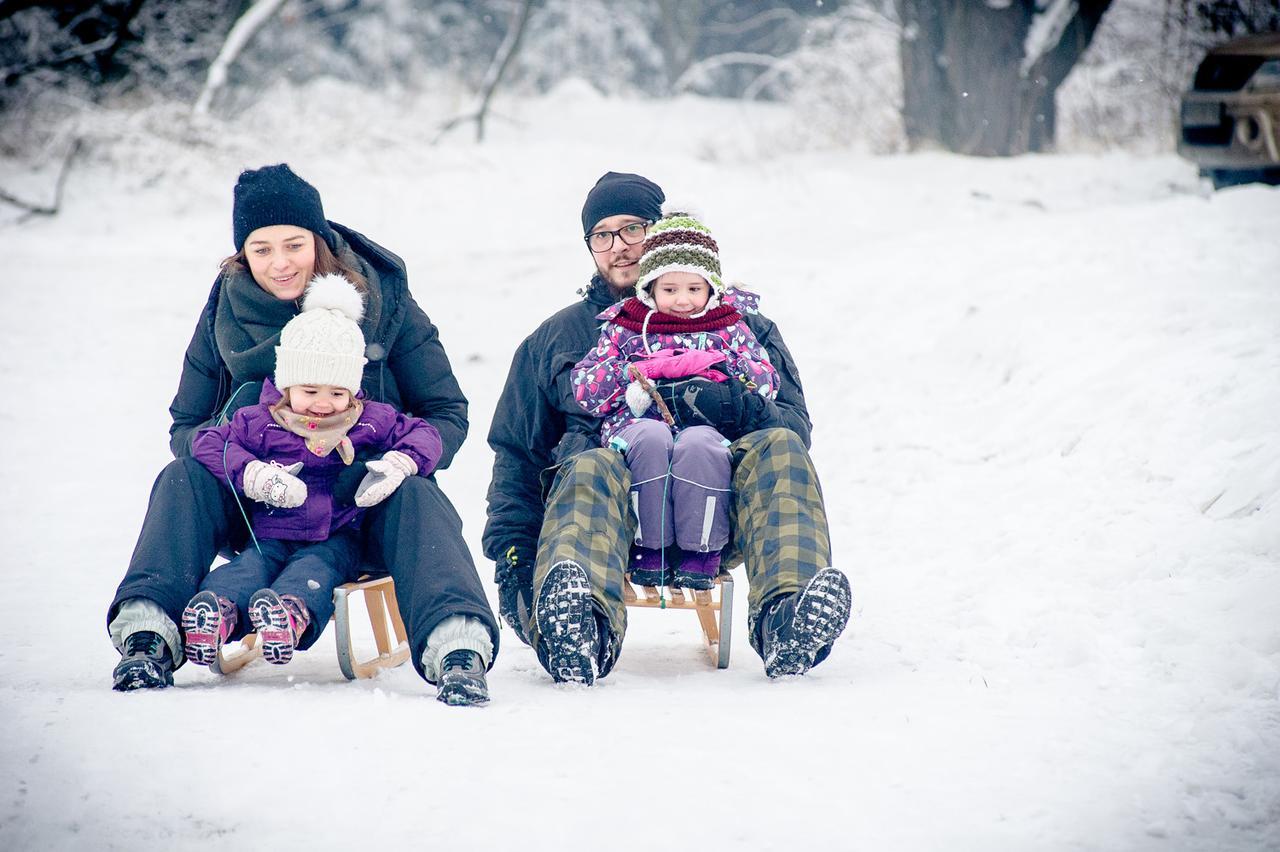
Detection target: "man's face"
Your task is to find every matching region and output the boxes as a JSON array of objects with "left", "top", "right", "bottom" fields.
[{"left": 587, "top": 214, "right": 649, "bottom": 297}]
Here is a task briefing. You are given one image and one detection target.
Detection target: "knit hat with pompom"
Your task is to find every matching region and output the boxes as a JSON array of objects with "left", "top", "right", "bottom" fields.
[
  {"left": 634, "top": 210, "right": 724, "bottom": 310},
  {"left": 274, "top": 274, "right": 367, "bottom": 393}
]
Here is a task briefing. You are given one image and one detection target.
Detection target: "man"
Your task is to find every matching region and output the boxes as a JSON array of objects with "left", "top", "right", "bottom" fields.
[{"left": 483, "top": 171, "right": 850, "bottom": 683}]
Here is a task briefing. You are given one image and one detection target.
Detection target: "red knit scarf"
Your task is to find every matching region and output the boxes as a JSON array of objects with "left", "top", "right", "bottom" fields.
[{"left": 612, "top": 297, "right": 741, "bottom": 334}]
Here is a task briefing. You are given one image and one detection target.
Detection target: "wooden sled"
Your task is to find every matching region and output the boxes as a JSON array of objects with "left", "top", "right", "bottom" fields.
[
  {"left": 623, "top": 572, "right": 733, "bottom": 669},
  {"left": 212, "top": 575, "right": 411, "bottom": 680}
]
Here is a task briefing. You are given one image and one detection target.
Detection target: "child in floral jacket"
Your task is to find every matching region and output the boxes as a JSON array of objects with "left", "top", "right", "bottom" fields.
[{"left": 571, "top": 211, "right": 778, "bottom": 589}]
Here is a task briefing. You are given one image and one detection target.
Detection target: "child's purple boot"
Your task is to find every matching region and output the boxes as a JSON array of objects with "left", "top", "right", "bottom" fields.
[
  {"left": 672, "top": 550, "right": 721, "bottom": 591},
  {"left": 628, "top": 545, "right": 668, "bottom": 587}
]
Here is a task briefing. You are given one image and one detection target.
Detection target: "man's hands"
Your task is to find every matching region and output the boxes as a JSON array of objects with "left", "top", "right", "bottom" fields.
[
  {"left": 243, "top": 461, "right": 307, "bottom": 508},
  {"left": 655, "top": 376, "right": 773, "bottom": 440},
  {"left": 657, "top": 377, "right": 743, "bottom": 432},
  {"left": 496, "top": 545, "right": 534, "bottom": 646}
]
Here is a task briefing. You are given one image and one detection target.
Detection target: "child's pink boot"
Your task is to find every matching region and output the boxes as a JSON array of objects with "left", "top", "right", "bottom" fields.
[
  {"left": 181, "top": 591, "right": 239, "bottom": 666},
  {"left": 248, "top": 589, "right": 311, "bottom": 665}
]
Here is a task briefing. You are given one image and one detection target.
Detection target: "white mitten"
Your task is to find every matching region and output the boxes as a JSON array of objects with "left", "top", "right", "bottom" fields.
[
  {"left": 626, "top": 380, "right": 652, "bottom": 417},
  {"left": 355, "top": 450, "right": 418, "bottom": 508},
  {"left": 243, "top": 461, "right": 307, "bottom": 508}
]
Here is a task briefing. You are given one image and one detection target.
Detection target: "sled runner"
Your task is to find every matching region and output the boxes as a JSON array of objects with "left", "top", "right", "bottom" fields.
[
  {"left": 212, "top": 575, "right": 410, "bottom": 680},
  {"left": 623, "top": 572, "right": 733, "bottom": 669}
]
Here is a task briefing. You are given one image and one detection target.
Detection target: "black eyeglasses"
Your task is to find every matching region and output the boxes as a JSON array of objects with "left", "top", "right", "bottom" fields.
[{"left": 585, "top": 220, "right": 651, "bottom": 253}]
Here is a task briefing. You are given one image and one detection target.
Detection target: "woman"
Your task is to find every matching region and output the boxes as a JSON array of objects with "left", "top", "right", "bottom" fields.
[{"left": 108, "top": 164, "right": 498, "bottom": 705}]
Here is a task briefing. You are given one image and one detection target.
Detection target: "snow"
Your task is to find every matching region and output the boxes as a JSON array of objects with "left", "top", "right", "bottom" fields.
[{"left": 2, "top": 89, "right": 1279, "bottom": 850}]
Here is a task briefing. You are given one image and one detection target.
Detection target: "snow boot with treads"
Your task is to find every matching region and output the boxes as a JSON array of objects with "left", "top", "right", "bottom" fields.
[
  {"left": 760, "top": 568, "right": 852, "bottom": 678},
  {"left": 112, "top": 630, "right": 175, "bottom": 691}
]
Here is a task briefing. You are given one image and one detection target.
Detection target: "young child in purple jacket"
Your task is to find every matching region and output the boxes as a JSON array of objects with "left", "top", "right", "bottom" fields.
[
  {"left": 570, "top": 211, "right": 779, "bottom": 590},
  {"left": 185, "top": 273, "right": 442, "bottom": 666}
]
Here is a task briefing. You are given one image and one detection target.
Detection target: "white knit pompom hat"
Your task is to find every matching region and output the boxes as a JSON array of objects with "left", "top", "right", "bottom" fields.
[{"left": 274, "top": 273, "right": 368, "bottom": 393}]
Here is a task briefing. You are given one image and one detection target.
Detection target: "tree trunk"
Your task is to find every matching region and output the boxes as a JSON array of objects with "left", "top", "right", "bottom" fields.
[
  {"left": 656, "top": 0, "right": 704, "bottom": 93},
  {"left": 898, "top": 0, "right": 1112, "bottom": 156}
]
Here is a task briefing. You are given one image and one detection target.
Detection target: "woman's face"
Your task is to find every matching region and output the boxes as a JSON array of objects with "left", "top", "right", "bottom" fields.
[{"left": 244, "top": 225, "right": 316, "bottom": 301}]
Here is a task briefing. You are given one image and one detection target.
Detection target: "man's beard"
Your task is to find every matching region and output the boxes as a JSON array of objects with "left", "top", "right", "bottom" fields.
[
  {"left": 598, "top": 261, "right": 639, "bottom": 300},
  {"left": 604, "top": 277, "right": 633, "bottom": 300}
]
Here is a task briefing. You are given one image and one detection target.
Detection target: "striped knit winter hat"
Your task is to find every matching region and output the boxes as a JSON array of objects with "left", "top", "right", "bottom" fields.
[{"left": 635, "top": 211, "right": 724, "bottom": 309}]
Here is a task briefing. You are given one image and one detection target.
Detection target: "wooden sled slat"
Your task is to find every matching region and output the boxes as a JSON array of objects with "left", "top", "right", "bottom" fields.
[
  {"left": 211, "top": 632, "right": 260, "bottom": 675},
  {"left": 214, "top": 574, "right": 410, "bottom": 680},
  {"left": 334, "top": 575, "right": 410, "bottom": 680},
  {"left": 622, "top": 572, "right": 733, "bottom": 669}
]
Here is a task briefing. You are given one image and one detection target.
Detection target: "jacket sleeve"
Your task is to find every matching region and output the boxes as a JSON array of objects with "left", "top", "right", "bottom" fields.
[
  {"left": 744, "top": 314, "right": 813, "bottom": 447},
  {"left": 168, "top": 302, "right": 232, "bottom": 459},
  {"left": 383, "top": 411, "right": 445, "bottom": 478},
  {"left": 569, "top": 326, "right": 630, "bottom": 418},
  {"left": 191, "top": 411, "right": 262, "bottom": 494},
  {"left": 385, "top": 293, "right": 468, "bottom": 471},
  {"left": 728, "top": 322, "right": 781, "bottom": 399},
  {"left": 483, "top": 337, "right": 557, "bottom": 564}
]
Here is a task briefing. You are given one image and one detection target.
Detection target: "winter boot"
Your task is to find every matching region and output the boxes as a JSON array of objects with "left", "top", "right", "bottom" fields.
[
  {"left": 112, "top": 630, "right": 175, "bottom": 691},
  {"left": 672, "top": 549, "right": 720, "bottom": 590},
  {"left": 535, "top": 560, "right": 600, "bottom": 685},
  {"left": 627, "top": 545, "right": 667, "bottom": 587},
  {"left": 248, "top": 589, "right": 311, "bottom": 665},
  {"left": 436, "top": 650, "right": 490, "bottom": 706},
  {"left": 760, "top": 568, "right": 852, "bottom": 678},
  {"left": 181, "top": 591, "right": 239, "bottom": 667}
]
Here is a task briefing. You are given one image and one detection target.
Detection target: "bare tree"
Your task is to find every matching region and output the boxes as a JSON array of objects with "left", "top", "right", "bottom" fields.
[
  {"left": 0, "top": 1, "right": 146, "bottom": 89},
  {"left": 193, "top": 0, "right": 286, "bottom": 117},
  {"left": 0, "top": 138, "right": 82, "bottom": 219},
  {"left": 435, "top": 0, "right": 537, "bottom": 144},
  {"left": 898, "top": 0, "right": 1114, "bottom": 156}
]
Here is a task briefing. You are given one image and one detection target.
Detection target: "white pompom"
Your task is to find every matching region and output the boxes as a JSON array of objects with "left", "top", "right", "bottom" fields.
[
  {"left": 626, "top": 380, "right": 653, "bottom": 418},
  {"left": 302, "top": 273, "right": 364, "bottom": 323}
]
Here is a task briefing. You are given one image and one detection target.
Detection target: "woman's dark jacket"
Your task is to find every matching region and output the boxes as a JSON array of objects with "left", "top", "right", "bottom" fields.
[
  {"left": 482, "top": 275, "right": 811, "bottom": 569},
  {"left": 168, "top": 223, "right": 467, "bottom": 467}
]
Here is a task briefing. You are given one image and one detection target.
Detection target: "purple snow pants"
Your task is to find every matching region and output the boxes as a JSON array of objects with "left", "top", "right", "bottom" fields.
[{"left": 612, "top": 420, "right": 732, "bottom": 553}]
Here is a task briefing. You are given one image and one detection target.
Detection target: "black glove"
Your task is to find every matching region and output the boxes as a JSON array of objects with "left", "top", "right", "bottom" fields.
[
  {"left": 331, "top": 447, "right": 382, "bottom": 508},
  {"left": 495, "top": 545, "right": 535, "bottom": 646},
  {"left": 657, "top": 377, "right": 779, "bottom": 440},
  {"left": 655, "top": 376, "right": 752, "bottom": 434}
]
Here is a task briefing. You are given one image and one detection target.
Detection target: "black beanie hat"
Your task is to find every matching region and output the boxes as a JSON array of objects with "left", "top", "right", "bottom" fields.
[
  {"left": 580, "top": 171, "right": 665, "bottom": 235},
  {"left": 232, "top": 164, "right": 336, "bottom": 251}
]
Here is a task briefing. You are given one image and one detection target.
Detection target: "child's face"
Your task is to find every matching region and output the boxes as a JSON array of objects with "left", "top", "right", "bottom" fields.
[
  {"left": 286, "top": 384, "right": 352, "bottom": 416},
  {"left": 652, "top": 272, "right": 711, "bottom": 318}
]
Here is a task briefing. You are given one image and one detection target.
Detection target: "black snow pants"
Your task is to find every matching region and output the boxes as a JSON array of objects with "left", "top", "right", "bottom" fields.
[{"left": 109, "top": 457, "right": 499, "bottom": 681}]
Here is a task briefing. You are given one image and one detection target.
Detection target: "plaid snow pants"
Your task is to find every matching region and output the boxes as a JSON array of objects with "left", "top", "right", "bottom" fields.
[{"left": 531, "top": 427, "right": 831, "bottom": 663}]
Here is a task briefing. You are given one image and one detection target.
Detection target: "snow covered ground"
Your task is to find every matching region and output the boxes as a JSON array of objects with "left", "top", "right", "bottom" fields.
[{"left": 1, "top": 89, "right": 1278, "bottom": 850}]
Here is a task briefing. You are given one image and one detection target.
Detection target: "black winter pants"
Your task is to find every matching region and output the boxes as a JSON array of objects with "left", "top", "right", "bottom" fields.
[{"left": 109, "top": 457, "right": 499, "bottom": 681}]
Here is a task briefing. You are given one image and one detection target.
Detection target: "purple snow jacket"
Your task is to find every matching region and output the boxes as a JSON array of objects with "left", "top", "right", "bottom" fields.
[
  {"left": 192, "top": 379, "right": 443, "bottom": 542},
  {"left": 571, "top": 287, "right": 779, "bottom": 444}
]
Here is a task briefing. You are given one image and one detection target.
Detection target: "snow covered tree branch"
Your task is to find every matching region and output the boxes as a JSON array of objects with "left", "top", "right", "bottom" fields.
[{"left": 193, "top": 0, "right": 287, "bottom": 118}]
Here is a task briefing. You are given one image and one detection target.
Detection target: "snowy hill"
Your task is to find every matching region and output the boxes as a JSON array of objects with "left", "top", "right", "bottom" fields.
[{"left": 1, "top": 90, "right": 1278, "bottom": 851}]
